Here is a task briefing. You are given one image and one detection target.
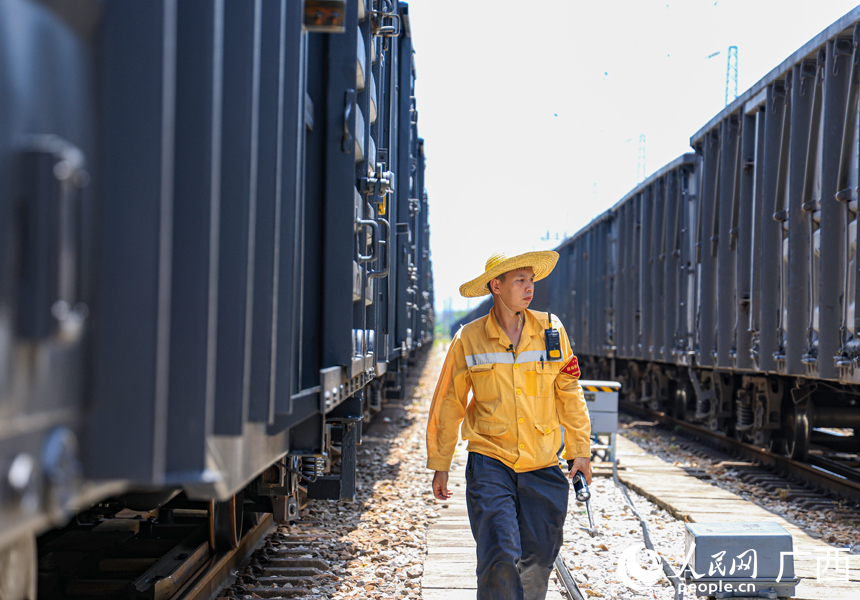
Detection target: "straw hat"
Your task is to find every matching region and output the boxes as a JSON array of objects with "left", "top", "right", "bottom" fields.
[{"left": 459, "top": 251, "right": 559, "bottom": 298}]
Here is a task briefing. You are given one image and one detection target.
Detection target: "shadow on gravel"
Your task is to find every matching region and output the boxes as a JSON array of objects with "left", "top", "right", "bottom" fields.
[
  {"left": 356, "top": 345, "right": 434, "bottom": 475},
  {"left": 286, "top": 345, "right": 442, "bottom": 598}
]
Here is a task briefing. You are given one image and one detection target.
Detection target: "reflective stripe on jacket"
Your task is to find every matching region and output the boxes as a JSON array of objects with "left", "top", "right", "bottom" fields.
[{"left": 426, "top": 309, "right": 591, "bottom": 473}]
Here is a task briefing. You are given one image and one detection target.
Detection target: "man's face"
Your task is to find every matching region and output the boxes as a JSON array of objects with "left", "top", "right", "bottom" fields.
[{"left": 491, "top": 267, "right": 535, "bottom": 312}]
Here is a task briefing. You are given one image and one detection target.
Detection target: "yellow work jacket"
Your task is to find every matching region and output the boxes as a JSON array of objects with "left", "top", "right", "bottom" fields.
[{"left": 426, "top": 309, "right": 591, "bottom": 473}]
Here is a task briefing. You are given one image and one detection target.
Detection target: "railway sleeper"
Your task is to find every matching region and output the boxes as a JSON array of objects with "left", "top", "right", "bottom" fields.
[
  {"left": 219, "top": 583, "right": 311, "bottom": 600},
  {"left": 743, "top": 474, "right": 792, "bottom": 484},
  {"left": 735, "top": 472, "right": 840, "bottom": 506},
  {"left": 241, "top": 588, "right": 311, "bottom": 599},
  {"left": 759, "top": 481, "right": 797, "bottom": 492},
  {"left": 679, "top": 467, "right": 711, "bottom": 478},
  {"left": 797, "top": 501, "right": 839, "bottom": 512},
  {"left": 268, "top": 549, "right": 327, "bottom": 560},
  {"left": 785, "top": 494, "right": 829, "bottom": 506},
  {"left": 825, "top": 507, "right": 860, "bottom": 519},
  {"left": 258, "top": 571, "right": 324, "bottom": 581},
  {"left": 275, "top": 535, "right": 335, "bottom": 544},
  {"left": 265, "top": 558, "right": 330, "bottom": 571},
  {"left": 214, "top": 522, "right": 347, "bottom": 599}
]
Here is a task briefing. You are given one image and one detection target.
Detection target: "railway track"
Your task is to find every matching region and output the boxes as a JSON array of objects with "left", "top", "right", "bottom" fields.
[
  {"left": 37, "top": 474, "right": 383, "bottom": 600},
  {"left": 553, "top": 555, "right": 586, "bottom": 600},
  {"left": 35, "top": 500, "right": 274, "bottom": 600},
  {"left": 620, "top": 401, "right": 860, "bottom": 505},
  {"left": 175, "top": 515, "right": 273, "bottom": 600},
  {"left": 36, "top": 477, "right": 368, "bottom": 600},
  {"left": 201, "top": 521, "right": 340, "bottom": 599},
  {"left": 36, "top": 352, "right": 435, "bottom": 600},
  {"left": 554, "top": 460, "right": 687, "bottom": 600}
]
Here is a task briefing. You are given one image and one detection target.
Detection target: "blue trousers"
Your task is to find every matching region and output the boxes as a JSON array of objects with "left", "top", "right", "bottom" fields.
[{"left": 465, "top": 452, "right": 569, "bottom": 600}]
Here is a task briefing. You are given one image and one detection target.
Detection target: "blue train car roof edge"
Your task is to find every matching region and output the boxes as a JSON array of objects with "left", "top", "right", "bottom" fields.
[
  {"left": 690, "top": 6, "right": 860, "bottom": 147},
  {"left": 554, "top": 152, "right": 697, "bottom": 252}
]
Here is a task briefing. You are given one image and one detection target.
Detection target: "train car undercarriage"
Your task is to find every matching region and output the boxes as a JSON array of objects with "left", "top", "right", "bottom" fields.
[{"left": 584, "top": 356, "right": 860, "bottom": 462}]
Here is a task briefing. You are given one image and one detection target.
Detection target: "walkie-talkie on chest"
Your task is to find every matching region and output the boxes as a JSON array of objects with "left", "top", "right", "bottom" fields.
[{"left": 545, "top": 313, "right": 561, "bottom": 361}]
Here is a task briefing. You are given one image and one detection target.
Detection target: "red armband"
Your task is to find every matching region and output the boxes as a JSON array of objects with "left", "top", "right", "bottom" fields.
[{"left": 561, "top": 354, "right": 580, "bottom": 378}]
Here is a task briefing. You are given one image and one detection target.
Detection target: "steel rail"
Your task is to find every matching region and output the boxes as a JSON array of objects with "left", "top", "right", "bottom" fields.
[
  {"left": 556, "top": 461, "right": 683, "bottom": 600},
  {"left": 620, "top": 401, "right": 860, "bottom": 504},
  {"left": 174, "top": 514, "right": 275, "bottom": 600},
  {"left": 554, "top": 554, "right": 587, "bottom": 600},
  {"left": 808, "top": 454, "right": 860, "bottom": 482}
]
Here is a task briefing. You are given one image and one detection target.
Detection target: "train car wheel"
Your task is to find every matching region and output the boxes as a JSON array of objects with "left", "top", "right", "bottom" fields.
[
  {"left": 209, "top": 491, "right": 245, "bottom": 551},
  {"left": 0, "top": 532, "right": 36, "bottom": 600},
  {"left": 782, "top": 400, "right": 810, "bottom": 460}
]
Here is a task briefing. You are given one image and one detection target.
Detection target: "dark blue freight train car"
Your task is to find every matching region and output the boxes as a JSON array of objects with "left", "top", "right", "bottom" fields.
[
  {"left": 535, "top": 8, "right": 860, "bottom": 466},
  {"left": 0, "top": 0, "right": 433, "bottom": 593}
]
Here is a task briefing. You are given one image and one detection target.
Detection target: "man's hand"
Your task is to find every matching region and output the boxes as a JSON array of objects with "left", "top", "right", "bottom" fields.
[
  {"left": 432, "top": 471, "right": 452, "bottom": 500},
  {"left": 567, "top": 457, "right": 592, "bottom": 485}
]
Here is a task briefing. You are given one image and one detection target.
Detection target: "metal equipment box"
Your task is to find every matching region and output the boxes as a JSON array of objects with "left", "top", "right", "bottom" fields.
[
  {"left": 581, "top": 380, "right": 620, "bottom": 433},
  {"left": 683, "top": 522, "right": 798, "bottom": 598},
  {"left": 580, "top": 380, "right": 620, "bottom": 461}
]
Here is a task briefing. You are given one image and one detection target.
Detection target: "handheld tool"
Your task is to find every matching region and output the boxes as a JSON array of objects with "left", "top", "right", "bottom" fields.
[{"left": 571, "top": 470, "right": 596, "bottom": 537}]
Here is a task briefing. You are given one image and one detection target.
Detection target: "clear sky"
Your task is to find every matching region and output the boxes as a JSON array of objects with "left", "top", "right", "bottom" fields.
[{"left": 406, "top": 0, "right": 860, "bottom": 313}]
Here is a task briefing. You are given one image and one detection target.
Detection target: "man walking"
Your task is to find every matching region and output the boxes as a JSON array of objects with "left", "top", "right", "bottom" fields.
[{"left": 426, "top": 250, "right": 592, "bottom": 600}]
